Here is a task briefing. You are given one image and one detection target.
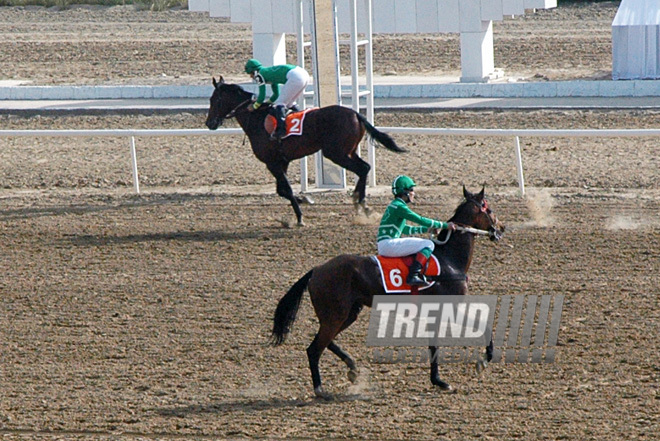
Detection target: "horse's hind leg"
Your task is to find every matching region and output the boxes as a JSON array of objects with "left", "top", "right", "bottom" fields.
[
  {"left": 325, "top": 151, "right": 371, "bottom": 213},
  {"left": 267, "top": 161, "right": 304, "bottom": 226},
  {"left": 328, "top": 342, "right": 359, "bottom": 383},
  {"left": 327, "top": 302, "right": 363, "bottom": 383},
  {"left": 307, "top": 323, "right": 341, "bottom": 400}
]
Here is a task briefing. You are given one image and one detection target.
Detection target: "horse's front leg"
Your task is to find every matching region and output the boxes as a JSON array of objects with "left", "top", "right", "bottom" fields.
[
  {"left": 267, "top": 161, "right": 304, "bottom": 226},
  {"left": 476, "top": 332, "right": 494, "bottom": 374},
  {"left": 429, "top": 346, "right": 453, "bottom": 392}
]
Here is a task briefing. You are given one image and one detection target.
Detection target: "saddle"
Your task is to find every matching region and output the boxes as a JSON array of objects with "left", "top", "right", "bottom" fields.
[
  {"left": 374, "top": 255, "right": 441, "bottom": 294},
  {"left": 264, "top": 107, "right": 317, "bottom": 139},
  {"left": 373, "top": 254, "right": 467, "bottom": 294}
]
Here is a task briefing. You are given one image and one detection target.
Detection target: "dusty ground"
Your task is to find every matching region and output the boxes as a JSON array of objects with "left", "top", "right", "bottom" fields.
[
  {"left": 1, "top": 2, "right": 660, "bottom": 441},
  {"left": 0, "top": 1, "right": 618, "bottom": 85}
]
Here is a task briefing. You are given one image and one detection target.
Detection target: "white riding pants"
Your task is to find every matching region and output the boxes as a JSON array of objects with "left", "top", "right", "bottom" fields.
[
  {"left": 274, "top": 66, "right": 310, "bottom": 108},
  {"left": 377, "top": 237, "right": 435, "bottom": 257}
]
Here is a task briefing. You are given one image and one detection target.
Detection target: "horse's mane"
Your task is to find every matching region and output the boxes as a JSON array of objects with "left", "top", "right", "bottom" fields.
[
  {"left": 449, "top": 198, "right": 471, "bottom": 223},
  {"left": 221, "top": 82, "right": 254, "bottom": 99}
]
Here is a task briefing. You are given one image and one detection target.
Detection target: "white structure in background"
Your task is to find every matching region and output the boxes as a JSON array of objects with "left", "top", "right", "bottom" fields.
[
  {"left": 612, "top": 0, "right": 660, "bottom": 80},
  {"left": 189, "top": 0, "right": 556, "bottom": 83}
]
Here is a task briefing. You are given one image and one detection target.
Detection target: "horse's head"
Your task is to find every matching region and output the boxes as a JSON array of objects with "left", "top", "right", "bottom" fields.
[
  {"left": 205, "top": 76, "right": 254, "bottom": 130},
  {"left": 452, "top": 186, "right": 505, "bottom": 242}
]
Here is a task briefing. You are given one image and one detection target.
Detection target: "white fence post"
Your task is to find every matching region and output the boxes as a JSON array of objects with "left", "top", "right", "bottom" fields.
[
  {"left": 513, "top": 135, "right": 525, "bottom": 197},
  {"left": 130, "top": 136, "right": 140, "bottom": 194}
]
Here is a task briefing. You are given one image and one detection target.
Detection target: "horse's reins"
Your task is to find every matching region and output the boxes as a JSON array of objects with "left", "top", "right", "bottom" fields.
[
  {"left": 224, "top": 97, "right": 254, "bottom": 120},
  {"left": 219, "top": 96, "right": 255, "bottom": 146},
  {"left": 433, "top": 198, "right": 498, "bottom": 244},
  {"left": 434, "top": 225, "right": 491, "bottom": 244}
]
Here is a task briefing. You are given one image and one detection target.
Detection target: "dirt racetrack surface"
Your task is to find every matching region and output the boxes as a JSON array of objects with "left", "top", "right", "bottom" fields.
[{"left": 1, "top": 2, "right": 660, "bottom": 440}]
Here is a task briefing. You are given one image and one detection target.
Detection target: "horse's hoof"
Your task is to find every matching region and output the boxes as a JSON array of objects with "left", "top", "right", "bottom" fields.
[
  {"left": 432, "top": 379, "right": 454, "bottom": 393},
  {"left": 475, "top": 359, "right": 488, "bottom": 375},
  {"left": 314, "top": 387, "right": 333, "bottom": 401},
  {"left": 297, "top": 220, "right": 305, "bottom": 227},
  {"left": 347, "top": 368, "right": 359, "bottom": 384},
  {"left": 299, "top": 195, "right": 314, "bottom": 205}
]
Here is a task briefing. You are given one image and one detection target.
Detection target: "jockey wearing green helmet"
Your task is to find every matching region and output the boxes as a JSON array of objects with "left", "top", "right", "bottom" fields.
[
  {"left": 377, "top": 175, "right": 456, "bottom": 286},
  {"left": 244, "top": 58, "right": 311, "bottom": 141}
]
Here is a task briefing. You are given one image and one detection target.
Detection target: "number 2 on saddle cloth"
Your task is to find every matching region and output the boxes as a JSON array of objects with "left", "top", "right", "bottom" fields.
[
  {"left": 264, "top": 108, "right": 316, "bottom": 139},
  {"left": 373, "top": 255, "right": 442, "bottom": 295}
]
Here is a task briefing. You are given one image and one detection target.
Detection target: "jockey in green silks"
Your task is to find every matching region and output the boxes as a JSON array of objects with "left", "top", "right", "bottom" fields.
[
  {"left": 378, "top": 175, "right": 456, "bottom": 286},
  {"left": 244, "top": 58, "right": 310, "bottom": 141}
]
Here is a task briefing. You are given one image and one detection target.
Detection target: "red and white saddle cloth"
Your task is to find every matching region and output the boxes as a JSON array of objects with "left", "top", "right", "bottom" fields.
[
  {"left": 264, "top": 107, "right": 317, "bottom": 139},
  {"left": 373, "top": 255, "right": 441, "bottom": 294}
]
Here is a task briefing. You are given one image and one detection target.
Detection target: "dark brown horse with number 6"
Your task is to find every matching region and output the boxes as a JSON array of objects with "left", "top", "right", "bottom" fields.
[
  {"left": 205, "top": 76, "right": 406, "bottom": 226},
  {"left": 270, "top": 187, "right": 505, "bottom": 398}
]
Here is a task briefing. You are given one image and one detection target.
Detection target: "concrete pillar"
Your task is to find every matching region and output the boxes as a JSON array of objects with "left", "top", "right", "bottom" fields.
[
  {"left": 459, "top": 20, "right": 495, "bottom": 83},
  {"left": 252, "top": 33, "right": 287, "bottom": 66}
]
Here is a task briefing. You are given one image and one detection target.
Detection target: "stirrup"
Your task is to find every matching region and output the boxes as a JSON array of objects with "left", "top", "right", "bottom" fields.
[{"left": 406, "top": 274, "right": 428, "bottom": 286}]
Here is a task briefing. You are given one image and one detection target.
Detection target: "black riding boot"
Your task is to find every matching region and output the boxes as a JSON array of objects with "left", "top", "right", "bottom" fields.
[
  {"left": 406, "top": 253, "right": 428, "bottom": 286},
  {"left": 270, "top": 105, "right": 287, "bottom": 141}
]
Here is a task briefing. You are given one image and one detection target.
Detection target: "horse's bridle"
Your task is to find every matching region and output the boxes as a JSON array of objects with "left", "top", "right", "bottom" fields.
[
  {"left": 223, "top": 96, "right": 254, "bottom": 120},
  {"left": 434, "top": 198, "right": 501, "bottom": 244}
]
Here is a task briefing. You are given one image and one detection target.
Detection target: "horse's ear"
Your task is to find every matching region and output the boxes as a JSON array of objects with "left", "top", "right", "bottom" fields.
[
  {"left": 477, "top": 186, "right": 485, "bottom": 200},
  {"left": 463, "top": 185, "right": 471, "bottom": 200},
  {"left": 212, "top": 76, "right": 225, "bottom": 88}
]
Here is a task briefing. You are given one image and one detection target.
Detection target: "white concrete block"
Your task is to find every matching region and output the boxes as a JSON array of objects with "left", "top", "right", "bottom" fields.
[
  {"left": 481, "top": 0, "right": 503, "bottom": 21},
  {"left": 599, "top": 80, "right": 634, "bottom": 97},
  {"left": 502, "top": 0, "right": 525, "bottom": 16},
  {"left": 437, "top": 0, "right": 460, "bottom": 33},
  {"left": 459, "top": 21, "right": 494, "bottom": 82},
  {"left": 120, "top": 86, "right": 147, "bottom": 99},
  {"left": 522, "top": 82, "right": 558, "bottom": 97},
  {"left": 633, "top": 80, "right": 660, "bottom": 96},
  {"left": 252, "top": 33, "right": 287, "bottom": 65},
  {"left": 555, "top": 81, "right": 600, "bottom": 97},
  {"left": 459, "top": 0, "right": 484, "bottom": 32},
  {"left": 209, "top": 0, "right": 230, "bottom": 18},
  {"left": 416, "top": 0, "right": 439, "bottom": 33},
  {"left": 252, "top": 0, "right": 274, "bottom": 32},
  {"left": 524, "top": 0, "right": 556, "bottom": 9},
  {"left": 394, "top": 0, "right": 417, "bottom": 33},
  {"left": 188, "top": 0, "right": 210, "bottom": 13},
  {"left": 230, "top": 0, "right": 252, "bottom": 23},
  {"left": 271, "top": 0, "right": 297, "bottom": 33},
  {"left": 373, "top": 0, "right": 396, "bottom": 33}
]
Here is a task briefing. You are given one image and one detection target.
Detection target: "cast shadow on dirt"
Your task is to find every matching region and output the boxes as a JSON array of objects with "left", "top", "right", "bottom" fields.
[
  {"left": 65, "top": 229, "right": 293, "bottom": 246},
  {"left": 0, "top": 191, "right": 264, "bottom": 221},
  {"left": 156, "top": 394, "right": 371, "bottom": 418}
]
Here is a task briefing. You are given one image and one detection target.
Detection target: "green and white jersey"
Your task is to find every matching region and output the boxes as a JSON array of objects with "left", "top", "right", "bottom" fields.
[
  {"left": 377, "top": 198, "right": 446, "bottom": 242},
  {"left": 253, "top": 64, "right": 296, "bottom": 105}
]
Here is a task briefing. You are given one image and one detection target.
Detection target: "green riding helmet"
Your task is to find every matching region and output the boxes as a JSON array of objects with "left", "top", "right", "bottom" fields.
[
  {"left": 392, "top": 175, "right": 416, "bottom": 196},
  {"left": 245, "top": 58, "right": 262, "bottom": 74}
]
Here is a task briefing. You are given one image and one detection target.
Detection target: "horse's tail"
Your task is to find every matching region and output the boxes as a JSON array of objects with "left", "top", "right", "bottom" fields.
[
  {"left": 356, "top": 112, "right": 407, "bottom": 153},
  {"left": 270, "top": 269, "right": 314, "bottom": 346}
]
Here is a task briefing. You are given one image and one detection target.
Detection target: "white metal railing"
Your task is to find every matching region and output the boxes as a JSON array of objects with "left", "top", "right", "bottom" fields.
[
  {"left": 0, "top": 128, "right": 241, "bottom": 194},
  {"left": 2, "top": 127, "right": 659, "bottom": 196}
]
